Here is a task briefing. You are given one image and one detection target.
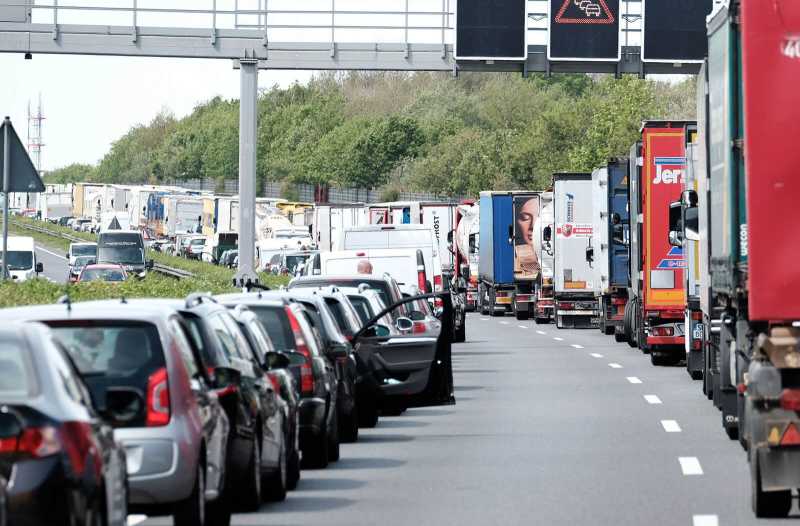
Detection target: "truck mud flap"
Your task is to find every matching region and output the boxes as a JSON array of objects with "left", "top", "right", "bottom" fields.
[
  {"left": 721, "top": 388, "right": 739, "bottom": 439},
  {"left": 687, "top": 349, "right": 703, "bottom": 380}
]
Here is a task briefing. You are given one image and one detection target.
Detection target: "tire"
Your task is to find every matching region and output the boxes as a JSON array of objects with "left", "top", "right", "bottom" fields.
[
  {"left": 690, "top": 370, "right": 703, "bottom": 381},
  {"left": 358, "top": 396, "right": 379, "bottom": 428},
  {"left": 603, "top": 324, "right": 615, "bottom": 336},
  {"left": 262, "top": 443, "right": 288, "bottom": 502},
  {"left": 237, "top": 439, "right": 262, "bottom": 511},
  {"left": 287, "top": 449, "right": 301, "bottom": 491},
  {"left": 535, "top": 317, "right": 548, "bottom": 325},
  {"left": 205, "top": 491, "right": 232, "bottom": 526},
  {"left": 614, "top": 331, "right": 626, "bottom": 343},
  {"left": 751, "top": 453, "right": 792, "bottom": 518},
  {"left": 454, "top": 322, "right": 466, "bottom": 343},
  {"left": 327, "top": 408, "right": 340, "bottom": 462},
  {"left": 174, "top": 462, "right": 205, "bottom": 526},
  {"left": 339, "top": 403, "right": 359, "bottom": 443},
  {"left": 302, "top": 425, "right": 329, "bottom": 469},
  {"left": 515, "top": 310, "right": 530, "bottom": 321}
]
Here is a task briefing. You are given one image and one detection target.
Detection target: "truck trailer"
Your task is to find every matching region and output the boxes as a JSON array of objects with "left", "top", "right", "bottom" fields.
[
  {"left": 552, "top": 174, "right": 598, "bottom": 329},
  {"left": 624, "top": 121, "right": 694, "bottom": 364},
  {"left": 532, "top": 192, "right": 555, "bottom": 323}
]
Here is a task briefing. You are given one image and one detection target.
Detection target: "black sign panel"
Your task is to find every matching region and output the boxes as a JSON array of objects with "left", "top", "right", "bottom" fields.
[
  {"left": 456, "top": 0, "right": 526, "bottom": 60},
  {"left": 643, "top": 0, "right": 713, "bottom": 62},
  {"left": 548, "top": 0, "right": 620, "bottom": 61}
]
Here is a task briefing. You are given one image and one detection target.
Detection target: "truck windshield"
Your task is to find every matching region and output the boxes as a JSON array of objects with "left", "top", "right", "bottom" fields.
[
  {"left": 98, "top": 233, "right": 144, "bottom": 266},
  {"left": 0, "top": 251, "right": 33, "bottom": 270}
]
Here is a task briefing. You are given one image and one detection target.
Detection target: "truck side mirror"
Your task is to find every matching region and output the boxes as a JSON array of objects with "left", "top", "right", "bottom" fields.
[
  {"left": 543, "top": 226, "right": 552, "bottom": 242},
  {"left": 668, "top": 230, "right": 683, "bottom": 247},
  {"left": 585, "top": 246, "right": 594, "bottom": 264},
  {"left": 35, "top": 262, "right": 44, "bottom": 274},
  {"left": 682, "top": 190, "right": 698, "bottom": 208},
  {"left": 685, "top": 207, "right": 700, "bottom": 241}
]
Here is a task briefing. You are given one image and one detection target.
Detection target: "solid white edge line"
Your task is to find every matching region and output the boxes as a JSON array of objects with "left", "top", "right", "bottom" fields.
[
  {"left": 644, "top": 395, "right": 662, "bottom": 404},
  {"left": 678, "top": 457, "right": 703, "bottom": 476},
  {"left": 626, "top": 376, "right": 642, "bottom": 384},
  {"left": 661, "top": 420, "right": 682, "bottom": 433},
  {"left": 553, "top": 337, "right": 564, "bottom": 341},
  {"left": 36, "top": 245, "right": 67, "bottom": 260},
  {"left": 571, "top": 344, "right": 584, "bottom": 349},
  {"left": 590, "top": 353, "right": 603, "bottom": 358},
  {"left": 692, "top": 515, "right": 719, "bottom": 526},
  {"left": 608, "top": 363, "right": 623, "bottom": 369}
]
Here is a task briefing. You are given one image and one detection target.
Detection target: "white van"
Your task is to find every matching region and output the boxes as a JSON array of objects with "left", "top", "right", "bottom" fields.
[
  {"left": 310, "top": 248, "right": 430, "bottom": 295},
  {"left": 337, "top": 224, "right": 444, "bottom": 293},
  {"left": 1, "top": 236, "right": 43, "bottom": 281},
  {"left": 67, "top": 242, "right": 97, "bottom": 266}
]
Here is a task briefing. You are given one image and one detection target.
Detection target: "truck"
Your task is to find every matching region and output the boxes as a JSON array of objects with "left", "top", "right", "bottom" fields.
[
  {"left": 532, "top": 192, "right": 555, "bottom": 323},
  {"left": 478, "top": 191, "right": 544, "bottom": 319},
  {"left": 96, "top": 230, "right": 152, "bottom": 277},
  {"left": 668, "top": 126, "right": 705, "bottom": 380},
  {"left": 623, "top": 121, "right": 693, "bottom": 364},
  {"left": 452, "top": 202, "right": 480, "bottom": 311},
  {"left": 591, "top": 160, "right": 631, "bottom": 338},
  {"left": 552, "top": 174, "right": 598, "bottom": 329},
  {"left": 312, "top": 204, "right": 367, "bottom": 252}
]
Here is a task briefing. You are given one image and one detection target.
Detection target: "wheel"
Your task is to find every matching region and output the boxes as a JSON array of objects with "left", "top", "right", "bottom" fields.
[
  {"left": 358, "top": 396, "right": 379, "bottom": 428},
  {"left": 751, "top": 453, "right": 792, "bottom": 518},
  {"left": 535, "top": 317, "right": 548, "bottom": 325},
  {"left": 205, "top": 491, "right": 232, "bottom": 526},
  {"left": 603, "top": 324, "right": 615, "bottom": 336},
  {"left": 262, "top": 443, "right": 288, "bottom": 502},
  {"left": 515, "top": 310, "right": 530, "bottom": 321},
  {"left": 454, "top": 322, "right": 466, "bottom": 343},
  {"left": 287, "top": 449, "right": 301, "bottom": 491},
  {"left": 327, "top": 408, "right": 340, "bottom": 462},
  {"left": 302, "top": 424, "right": 329, "bottom": 469},
  {"left": 725, "top": 421, "right": 739, "bottom": 440},
  {"left": 690, "top": 370, "right": 703, "bottom": 381},
  {"left": 650, "top": 353, "right": 664, "bottom": 366},
  {"left": 339, "top": 403, "right": 359, "bottom": 443},
  {"left": 614, "top": 331, "right": 626, "bottom": 343},
  {"left": 174, "top": 462, "right": 205, "bottom": 526},
  {"left": 237, "top": 438, "right": 262, "bottom": 511}
]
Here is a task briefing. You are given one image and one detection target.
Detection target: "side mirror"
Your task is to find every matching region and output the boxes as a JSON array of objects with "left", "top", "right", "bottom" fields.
[
  {"left": 585, "top": 246, "right": 594, "bottom": 264},
  {"left": 327, "top": 343, "right": 349, "bottom": 360},
  {"left": 65, "top": 253, "right": 70, "bottom": 259},
  {"left": 264, "top": 351, "right": 291, "bottom": 370},
  {"left": 212, "top": 366, "right": 242, "bottom": 389},
  {"left": 363, "top": 325, "right": 391, "bottom": 338},
  {"left": 668, "top": 230, "right": 683, "bottom": 247},
  {"left": 101, "top": 388, "right": 145, "bottom": 425},
  {"left": 35, "top": 262, "right": 44, "bottom": 273},
  {"left": 395, "top": 317, "right": 414, "bottom": 332},
  {"left": 543, "top": 226, "right": 552, "bottom": 242},
  {"left": 146, "top": 259, "right": 154, "bottom": 270},
  {"left": 682, "top": 189, "right": 698, "bottom": 207}
]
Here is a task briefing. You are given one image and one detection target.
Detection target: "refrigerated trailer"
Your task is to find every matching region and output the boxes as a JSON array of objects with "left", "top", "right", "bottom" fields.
[
  {"left": 552, "top": 174, "right": 598, "bottom": 329},
  {"left": 533, "top": 192, "right": 555, "bottom": 323},
  {"left": 591, "top": 160, "right": 630, "bottom": 338},
  {"left": 624, "top": 121, "right": 693, "bottom": 364}
]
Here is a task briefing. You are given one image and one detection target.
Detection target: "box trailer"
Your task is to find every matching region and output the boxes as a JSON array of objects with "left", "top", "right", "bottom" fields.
[
  {"left": 312, "top": 204, "right": 368, "bottom": 252},
  {"left": 532, "top": 192, "right": 555, "bottom": 323},
  {"left": 552, "top": 174, "right": 598, "bottom": 329}
]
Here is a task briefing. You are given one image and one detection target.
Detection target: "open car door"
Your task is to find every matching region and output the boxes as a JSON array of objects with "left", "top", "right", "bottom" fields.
[{"left": 353, "top": 293, "right": 455, "bottom": 408}]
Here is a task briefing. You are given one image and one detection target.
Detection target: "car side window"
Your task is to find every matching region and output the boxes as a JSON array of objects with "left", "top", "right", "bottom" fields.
[
  {"left": 207, "top": 314, "right": 238, "bottom": 361},
  {"left": 168, "top": 317, "right": 200, "bottom": 379},
  {"left": 219, "top": 313, "right": 253, "bottom": 361},
  {"left": 50, "top": 340, "right": 94, "bottom": 409}
]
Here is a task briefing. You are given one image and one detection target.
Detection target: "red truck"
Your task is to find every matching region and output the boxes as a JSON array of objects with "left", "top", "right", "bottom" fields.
[{"left": 623, "top": 121, "right": 693, "bottom": 365}]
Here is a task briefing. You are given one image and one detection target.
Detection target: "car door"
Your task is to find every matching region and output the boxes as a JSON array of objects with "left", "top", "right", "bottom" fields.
[{"left": 354, "top": 293, "right": 455, "bottom": 408}]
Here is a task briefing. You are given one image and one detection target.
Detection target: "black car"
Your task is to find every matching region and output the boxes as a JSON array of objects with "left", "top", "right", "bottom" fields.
[
  {"left": 229, "top": 305, "right": 300, "bottom": 497},
  {"left": 216, "top": 292, "right": 340, "bottom": 469},
  {"left": 0, "top": 322, "right": 128, "bottom": 526},
  {"left": 143, "top": 296, "right": 289, "bottom": 510}
]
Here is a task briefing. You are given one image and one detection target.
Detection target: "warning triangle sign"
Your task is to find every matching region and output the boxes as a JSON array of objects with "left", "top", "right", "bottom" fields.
[{"left": 555, "top": 0, "right": 615, "bottom": 24}]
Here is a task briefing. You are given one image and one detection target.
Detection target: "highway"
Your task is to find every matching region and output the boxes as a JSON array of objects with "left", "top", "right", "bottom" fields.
[
  {"left": 34, "top": 243, "right": 70, "bottom": 283},
  {"left": 139, "top": 313, "right": 793, "bottom": 526}
]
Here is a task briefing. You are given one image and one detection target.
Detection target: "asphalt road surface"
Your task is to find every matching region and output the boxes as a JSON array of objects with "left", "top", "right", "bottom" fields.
[
  {"left": 35, "top": 243, "right": 70, "bottom": 283},
  {"left": 138, "top": 313, "right": 800, "bottom": 526}
]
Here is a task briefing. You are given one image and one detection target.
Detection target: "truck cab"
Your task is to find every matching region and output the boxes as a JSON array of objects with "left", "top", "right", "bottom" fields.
[{"left": 1, "top": 236, "right": 43, "bottom": 281}]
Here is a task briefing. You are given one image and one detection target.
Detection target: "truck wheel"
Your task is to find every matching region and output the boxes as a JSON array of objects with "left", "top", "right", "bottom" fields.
[
  {"left": 603, "top": 324, "right": 615, "bottom": 336},
  {"left": 752, "top": 453, "right": 792, "bottom": 518},
  {"left": 535, "top": 317, "right": 549, "bottom": 325},
  {"left": 614, "top": 331, "right": 626, "bottom": 343},
  {"left": 489, "top": 290, "right": 502, "bottom": 317},
  {"left": 454, "top": 322, "right": 466, "bottom": 343},
  {"left": 515, "top": 310, "right": 530, "bottom": 321}
]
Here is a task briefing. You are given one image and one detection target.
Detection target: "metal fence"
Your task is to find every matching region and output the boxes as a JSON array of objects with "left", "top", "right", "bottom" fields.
[{"left": 262, "top": 181, "right": 461, "bottom": 203}]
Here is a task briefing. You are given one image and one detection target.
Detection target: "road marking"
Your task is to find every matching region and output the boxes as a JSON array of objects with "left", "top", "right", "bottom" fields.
[
  {"left": 590, "top": 353, "right": 603, "bottom": 358},
  {"left": 553, "top": 337, "right": 564, "bottom": 341},
  {"left": 571, "top": 344, "right": 584, "bottom": 349},
  {"left": 692, "top": 515, "right": 718, "bottom": 526},
  {"left": 608, "top": 363, "right": 623, "bottom": 369},
  {"left": 500, "top": 321, "right": 509, "bottom": 325},
  {"left": 127, "top": 516, "right": 148, "bottom": 526},
  {"left": 661, "top": 420, "right": 682, "bottom": 433},
  {"left": 481, "top": 318, "right": 489, "bottom": 321},
  {"left": 36, "top": 245, "right": 67, "bottom": 260},
  {"left": 518, "top": 325, "right": 528, "bottom": 329},
  {"left": 644, "top": 395, "right": 662, "bottom": 404},
  {"left": 536, "top": 330, "right": 546, "bottom": 335},
  {"left": 626, "top": 376, "right": 642, "bottom": 384},
  {"left": 679, "top": 457, "right": 703, "bottom": 476}
]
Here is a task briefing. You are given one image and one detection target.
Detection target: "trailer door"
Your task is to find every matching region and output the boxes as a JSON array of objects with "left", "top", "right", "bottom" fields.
[{"left": 512, "top": 194, "right": 541, "bottom": 281}]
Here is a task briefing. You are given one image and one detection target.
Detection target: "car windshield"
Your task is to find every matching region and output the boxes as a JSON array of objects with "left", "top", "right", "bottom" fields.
[
  {"left": 0, "top": 251, "right": 33, "bottom": 270},
  {"left": 81, "top": 268, "right": 126, "bottom": 282},
  {"left": 49, "top": 322, "right": 166, "bottom": 428},
  {"left": 249, "top": 306, "right": 296, "bottom": 353},
  {"left": 190, "top": 239, "right": 205, "bottom": 246},
  {"left": 0, "top": 341, "right": 34, "bottom": 396},
  {"left": 285, "top": 255, "right": 310, "bottom": 274},
  {"left": 73, "top": 245, "right": 96, "bottom": 257},
  {"left": 73, "top": 256, "right": 96, "bottom": 270},
  {"left": 98, "top": 245, "right": 143, "bottom": 265}
]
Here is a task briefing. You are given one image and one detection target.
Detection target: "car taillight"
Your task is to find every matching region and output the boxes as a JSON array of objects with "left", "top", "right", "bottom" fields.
[
  {"left": 146, "top": 367, "right": 171, "bottom": 427},
  {"left": 780, "top": 389, "right": 800, "bottom": 411},
  {"left": 433, "top": 275, "right": 444, "bottom": 307},
  {"left": 60, "top": 421, "right": 95, "bottom": 476},
  {"left": 418, "top": 266, "right": 427, "bottom": 292},
  {"left": 0, "top": 426, "right": 61, "bottom": 457},
  {"left": 285, "top": 306, "right": 315, "bottom": 395},
  {"left": 558, "top": 302, "right": 574, "bottom": 310},
  {"left": 651, "top": 326, "right": 674, "bottom": 337},
  {"left": 413, "top": 321, "right": 426, "bottom": 334}
]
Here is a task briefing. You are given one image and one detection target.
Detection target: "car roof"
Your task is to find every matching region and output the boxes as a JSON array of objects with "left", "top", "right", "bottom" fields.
[
  {"left": 291, "top": 274, "right": 392, "bottom": 284},
  {"left": 215, "top": 292, "right": 289, "bottom": 308},
  {"left": 0, "top": 300, "right": 179, "bottom": 324},
  {"left": 345, "top": 224, "right": 431, "bottom": 232},
  {"left": 1, "top": 236, "right": 35, "bottom": 250}
]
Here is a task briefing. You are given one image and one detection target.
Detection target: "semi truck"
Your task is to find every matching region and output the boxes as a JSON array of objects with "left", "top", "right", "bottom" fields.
[
  {"left": 532, "top": 192, "right": 555, "bottom": 323},
  {"left": 453, "top": 202, "right": 480, "bottom": 311},
  {"left": 552, "top": 174, "right": 598, "bottom": 329},
  {"left": 623, "top": 121, "right": 693, "bottom": 364},
  {"left": 591, "top": 161, "right": 630, "bottom": 338},
  {"left": 478, "top": 191, "right": 543, "bottom": 319}
]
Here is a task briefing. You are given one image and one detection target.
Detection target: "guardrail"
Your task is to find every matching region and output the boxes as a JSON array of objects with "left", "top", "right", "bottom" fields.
[{"left": 9, "top": 220, "right": 196, "bottom": 280}]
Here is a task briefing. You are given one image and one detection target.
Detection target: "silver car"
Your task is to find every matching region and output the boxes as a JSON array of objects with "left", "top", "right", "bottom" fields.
[{"left": 0, "top": 301, "right": 233, "bottom": 526}]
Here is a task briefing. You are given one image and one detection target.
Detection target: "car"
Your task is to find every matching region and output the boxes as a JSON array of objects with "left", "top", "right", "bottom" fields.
[
  {"left": 72, "top": 218, "right": 92, "bottom": 232},
  {"left": 0, "top": 303, "right": 233, "bottom": 526},
  {"left": 69, "top": 255, "right": 96, "bottom": 283},
  {"left": 220, "top": 249, "right": 239, "bottom": 268},
  {"left": 78, "top": 264, "right": 128, "bottom": 282},
  {"left": 228, "top": 305, "right": 299, "bottom": 499},
  {"left": 215, "top": 292, "right": 340, "bottom": 469},
  {"left": 183, "top": 236, "right": 206, "bottom": 260},
  {"left": 277, "top": 290, "right": 361, "bottom": 440},
  {"left": 140, "top": 295, "right": 290, "bottom": 509},
  {"left": 290, "top": 274, "right": 409, "bottom": 317},
  {"left": 268, "top": 250, "right": 316, "bottom": 276},
  {"left": 0, "top": 321, "right": 128, "bottom": 526},
  {"left": 66, "top": 242, "right": 97, "bottom": 267},
  {"left": 403, "top": 285, "right": 444, "bottom": 336},
  {"left": 584, "top": 3, "right": 601, "bottom": 16}
]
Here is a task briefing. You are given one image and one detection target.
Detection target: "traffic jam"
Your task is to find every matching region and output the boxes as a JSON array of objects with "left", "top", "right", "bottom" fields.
[{"left": 0, "top": 0, "right": 798, "bottom": 524}]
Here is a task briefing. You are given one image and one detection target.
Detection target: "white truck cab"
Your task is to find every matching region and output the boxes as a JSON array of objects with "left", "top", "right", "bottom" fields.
[{"left": 1, "top": 236, "right": 43, "bottom": 281}]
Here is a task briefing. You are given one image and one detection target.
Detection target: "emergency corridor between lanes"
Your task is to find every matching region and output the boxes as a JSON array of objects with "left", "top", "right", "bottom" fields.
[{"left": 142, "top": 314, "right": 800, "bottom": 526}]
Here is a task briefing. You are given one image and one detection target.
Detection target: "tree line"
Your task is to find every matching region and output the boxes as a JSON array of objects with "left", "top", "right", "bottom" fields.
[{"left": 47, "top": 72, "right": 696, "bottom": 197}]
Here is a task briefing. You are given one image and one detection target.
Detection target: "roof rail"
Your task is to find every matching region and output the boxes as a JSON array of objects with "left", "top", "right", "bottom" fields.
[
  {"left": 185, "top": 293, "right": 217, "bottom": 309},
  {"left": 357, "top": 283, "right": 373, "bottom": 293}
]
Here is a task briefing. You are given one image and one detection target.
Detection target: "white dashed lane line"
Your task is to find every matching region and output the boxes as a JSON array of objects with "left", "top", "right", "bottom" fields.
[
  {"left": 608, "top": 363, "right": 623, "bottom": 369},
  {"left": 553, "top": 337, "right": 564, "bottom": 341},
  {"left": 679, "top": 457, "right": 704, "bottom": 476},
  {"left": 571, "top": 344, "right": 584, "bottom": 349},
  {"left": 481, "top": 318, "right": 490, "bottom": 321},
  {"left": 500, "top": 321, "right": 509, "bottom": 325},
  {"left": 692, "top": 515, "right": 718, "bottom": 526},
  {"left": 661, "top": 420, "right": 682, "bottom": 433},
  {"left": 518, "top": 325, "right": 528, "bottom": 329},
  {"left": 589, "top": 353, "right": 603, "bottom": 358},
  {"left": 626, "top": 377, "right": 642, "bottom": 384},
  {"left": 644, "top": 395, "right": 662, "bottom": 404},
  {"left": 536, "top": 330, "right": 546, "bottom": 335}
]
